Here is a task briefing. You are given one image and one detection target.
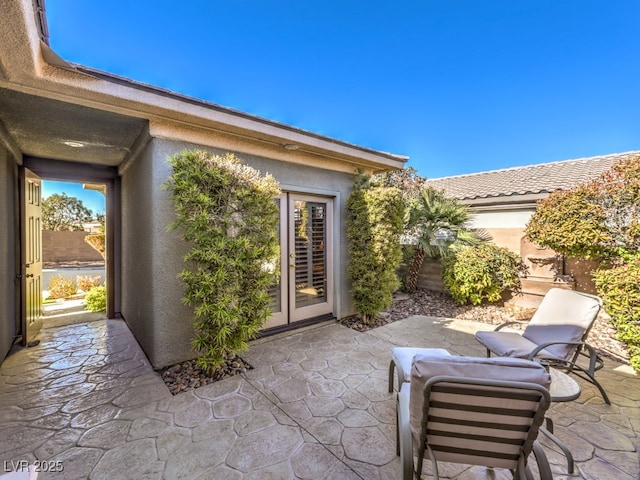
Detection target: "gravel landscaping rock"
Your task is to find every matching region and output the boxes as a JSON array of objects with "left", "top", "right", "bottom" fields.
[
  {"left": 160, "top": 355, "right": 252, "bottom": 395},
  {"left": 341, "top": 289, "right": 630, "bottom": 363},
  {"left": 161, "top": 289, "right": 630, "bottom": 395}
]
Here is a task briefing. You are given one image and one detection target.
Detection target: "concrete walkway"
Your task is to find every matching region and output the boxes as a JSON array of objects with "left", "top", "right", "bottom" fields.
[{"left": 0, "top": 316, "right": 638, "bottom": 479}]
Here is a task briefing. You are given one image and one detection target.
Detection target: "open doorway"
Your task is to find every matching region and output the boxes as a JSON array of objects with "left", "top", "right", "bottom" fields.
[
  {"left": 40, "top": 179, "right": 107, "bottom": 327},
  {"left": 19, "top": 158, "right": 119, "bottom": 346}
]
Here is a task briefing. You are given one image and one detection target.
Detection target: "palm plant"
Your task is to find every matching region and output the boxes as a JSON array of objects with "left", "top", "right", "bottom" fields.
[{"left": 404, "top": 187, "right": 487, "bottom": 293}]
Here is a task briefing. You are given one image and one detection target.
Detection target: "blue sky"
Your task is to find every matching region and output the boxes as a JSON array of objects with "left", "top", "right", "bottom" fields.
[
  {"left": 42, "top": 180, "right": 105, "bottom": 215},
  {"left": 45, "top": 1, "right": 639, "bottom": 179}
]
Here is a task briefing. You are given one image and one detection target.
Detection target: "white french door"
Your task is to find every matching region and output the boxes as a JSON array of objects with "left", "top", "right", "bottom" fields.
[{"left": 265, "top": 193, "right": 334, "bottom": 329}]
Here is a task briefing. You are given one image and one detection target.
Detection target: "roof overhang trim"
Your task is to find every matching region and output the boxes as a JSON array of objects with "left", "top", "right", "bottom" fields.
[{"left": 461, "top": 192, "right": 549, "bottom": 210}]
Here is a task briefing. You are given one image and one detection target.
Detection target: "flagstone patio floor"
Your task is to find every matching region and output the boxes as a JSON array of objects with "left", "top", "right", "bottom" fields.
[{"left": 0, "top": 316, "right": 638, "bottom": 479}]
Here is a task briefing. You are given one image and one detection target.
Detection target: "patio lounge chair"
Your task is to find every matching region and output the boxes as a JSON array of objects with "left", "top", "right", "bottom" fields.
[
  {"left": 397, "top": 353, "right": 552, "bottom": 479},
  {"left": 474, "top": 287, "right": 610, "bottom": 404}
]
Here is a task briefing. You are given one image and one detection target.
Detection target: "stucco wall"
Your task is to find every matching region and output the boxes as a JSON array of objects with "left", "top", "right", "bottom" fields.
[
  {"left": 43, "top": 231, "right": 104, "bottom": 265},
  {"left": 121, "top": 140, "right": 356, "bottom": 369},
  {"left": 469, "top": 209, "right": 534, "bottom": 229},
  {"left": 121, "top": 140, "right": 193, "bottom": 369},
  {"left": 483, "top": 228, "right": 525, "bottom": 255},
  {"left": 0, "top": 144, "right": 17, "bottom": 362}
]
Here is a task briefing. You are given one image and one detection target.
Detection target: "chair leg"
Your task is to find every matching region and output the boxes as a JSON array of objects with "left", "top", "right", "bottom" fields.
[
  {"left": 532, "top": 440, "right": 553, "bottom": 480},
  {"left": 389, "top": 360, "right": 396, "bottom": 393},
  {"left": 592, "top": 377, "right": 611, "bottom": 405},
  {"left": 395, "top": 395, "right": 400, "bottom": 456},
  {"left": 391, "top": 358, "right": 405, "bottom": 457},
  {"left": 540, "top": 424, "right": 574, "bottom": 474},
  {"left": 581, "top": 371, "right": 612, "bottom": 405},
  {"left": 557, "top": 347, "right": 611, "bottom": 405},
  {"left": 581, "top": 345, "right": 611, "bottom": 404},
  {"left": 398, "top": 387, "right": 415, "bottom": 480},
  {"left": 580, "top": 345, "right": 611, "bottom": 404}
]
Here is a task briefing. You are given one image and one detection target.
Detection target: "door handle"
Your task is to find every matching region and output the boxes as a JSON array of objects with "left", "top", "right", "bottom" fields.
[{"left": 25, "top": 273, "right": 34, "bottom": 278}]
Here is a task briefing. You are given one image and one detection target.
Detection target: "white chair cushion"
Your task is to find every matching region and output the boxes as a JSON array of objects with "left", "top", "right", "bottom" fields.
[
  {"left": 530, "top": 288, "right": 601, "bottom": 330},
  {"left": 392, "top": 348, "right": 451, "bottom": 383}
]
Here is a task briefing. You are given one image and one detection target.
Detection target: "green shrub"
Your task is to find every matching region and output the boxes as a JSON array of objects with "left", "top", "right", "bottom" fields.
[
  {"left": 47, "top": 275, "right": 77, "bottom": 299},
  {"left": 442, "top": 244, "right": 525, "bottom": 305},
  {"left": 85, "top": 286, "right": 107, "bottom": 312},
  {"left": 346, "top": 173, "right": 404, "bottom": 323},
  {"left": 166, "top": 150, "right": 280, "bottom": 372},
  {"left": 593, "top": 258, "right": 640, "bottom": 372}
]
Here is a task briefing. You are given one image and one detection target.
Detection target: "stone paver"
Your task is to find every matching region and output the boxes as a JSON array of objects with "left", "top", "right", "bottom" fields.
[{"left": 0, "top": 316, "right": 638, "bottom": 479}]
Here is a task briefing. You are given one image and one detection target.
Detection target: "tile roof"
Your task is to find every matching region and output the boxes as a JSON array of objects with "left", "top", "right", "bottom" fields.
[{"left": 426, "top": 151, "right": 640, "bottom": 201}]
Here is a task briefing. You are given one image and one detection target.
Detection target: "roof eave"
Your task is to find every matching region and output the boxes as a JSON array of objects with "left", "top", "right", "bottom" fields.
[
  {"left": 3, "top": 0, "right": 409, "bottom": 173},
  {"left": 460, "top": 192, "right": 549, "bottom": 210}
]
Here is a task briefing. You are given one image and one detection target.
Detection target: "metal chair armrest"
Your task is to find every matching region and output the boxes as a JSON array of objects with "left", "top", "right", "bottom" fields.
[{"left": 526, "top": 340, "right": 583, "bottom": 361}]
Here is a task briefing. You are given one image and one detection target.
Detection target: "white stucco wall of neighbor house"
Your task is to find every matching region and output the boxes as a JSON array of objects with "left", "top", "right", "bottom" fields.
[
  {"left": 0, "top": 144, "right": 17, "bottom": 363},
  {"left": 121, "top": 138, "right": 357, "bottom": 369},
  {"left": 468, "top": 209, "right": 535, "bottom": 229},
  {"left": 465, "top": 209, "right": 537, "bottom": 255}
]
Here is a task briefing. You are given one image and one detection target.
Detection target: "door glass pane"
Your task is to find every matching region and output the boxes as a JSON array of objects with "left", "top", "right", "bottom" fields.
[
  {"left": 267, "top": 198, "right": 282, "bottom": 313},
  {"left": 294, "top": 200, "right": 327, "bottom": 308}
]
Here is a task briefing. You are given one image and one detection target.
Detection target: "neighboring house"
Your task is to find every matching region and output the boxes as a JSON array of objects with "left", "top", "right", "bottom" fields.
[
  {"left": 426, "top": 151, "right": 640, "bottom": 299},
  {"left": 0, "top": 0, "right": 407, "bottom": 367}
]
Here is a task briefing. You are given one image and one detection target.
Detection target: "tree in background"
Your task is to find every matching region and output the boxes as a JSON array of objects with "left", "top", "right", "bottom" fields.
[
  {"left": 346, "top": 172, "right": 404, "bottom": 324},
  {"left": 403, "top": 187, "right": 487, "bottom": 293},
  {"left": 370, "top": 166, "right": 426, "bottom": 206},
  {"left": 42, "top": 193, "right": 93, "bottom": 231}
]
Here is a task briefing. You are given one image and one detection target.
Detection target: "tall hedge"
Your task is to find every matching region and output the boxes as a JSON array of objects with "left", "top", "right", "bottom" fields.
[
  {"left": 346, "top": 173, "right": 404, "bottom": 324},
  {"left": 594, "top": 258, "right": 640, "bottom": 371},
  {"left": 166, "top": 151, "right": 280, "bottom": 372}
]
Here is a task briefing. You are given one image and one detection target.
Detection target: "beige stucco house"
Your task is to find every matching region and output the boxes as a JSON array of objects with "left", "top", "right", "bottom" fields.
[
  {"left": 427, "top": 151, "right": 639, "bottom": 298},
  {"left": 0, "top": 0, "right": 407, "bottom": 367}
]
